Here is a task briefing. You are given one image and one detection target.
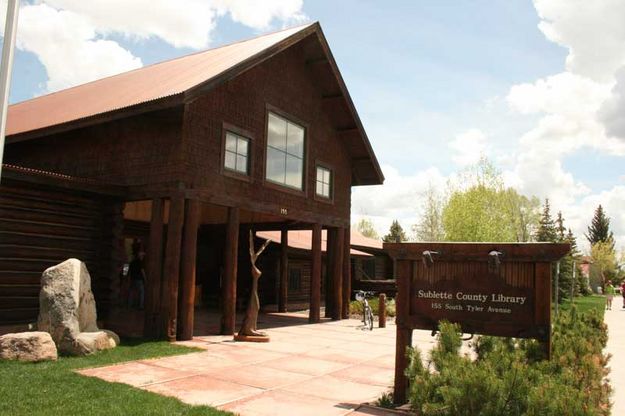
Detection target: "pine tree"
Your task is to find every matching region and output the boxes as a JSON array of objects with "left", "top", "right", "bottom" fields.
[
  {"left": 556, "top": 211, "right": 566, "bottom": 242},
  {"left": 553, "top": 212, "right": 573, "bottom": 301},
  {"left": 383, "top": 220, "right": 408, "bottom": 243},
  {"left": 535, "top": 199, "right": 558, "bottom": 242},
  {"left": 585, "top": 205, "right": 614, "bottom": 247},
  {"left": 567, "top": 228, "right": 588, "bottom": 295}
]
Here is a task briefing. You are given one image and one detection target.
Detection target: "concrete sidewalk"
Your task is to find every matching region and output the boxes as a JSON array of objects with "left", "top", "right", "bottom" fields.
[
  {"left": 605, "top": 304, "right": 625, "bottom": 415},
  {"left": 79, "top": 314, "right": 438, "bottom": 415}
]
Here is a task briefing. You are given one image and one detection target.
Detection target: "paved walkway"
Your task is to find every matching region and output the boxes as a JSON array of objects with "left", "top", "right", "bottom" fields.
[
  {"left": 605, "top": 304, "right": 625, "bottom": 415},
  {"left": 79, "top": 313, "right": 438, "bottom": 415}
]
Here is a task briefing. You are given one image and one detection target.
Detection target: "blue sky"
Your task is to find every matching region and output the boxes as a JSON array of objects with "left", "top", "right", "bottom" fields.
[{"left": 5, "top": 0, "right": 625, "bottom": 251}]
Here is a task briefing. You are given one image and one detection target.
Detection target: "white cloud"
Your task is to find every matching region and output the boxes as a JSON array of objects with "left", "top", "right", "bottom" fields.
[
  {"left": 533, "top": 0, "right": 625, "bottom": 82},
  {"left": 17, "top": 4, "right": 142, "bottom": 92},
  {"left": 351, "top": 164, "right": 447, "bottom": 238},
  {"left": 599, "top": 66, "right": 625, "bottom": 141},
  {"left": 9, "top": 0, "right": 307, "bottom": 93},
  {"left": 448, "top": 129, "right": 488, "bottom": 167}
]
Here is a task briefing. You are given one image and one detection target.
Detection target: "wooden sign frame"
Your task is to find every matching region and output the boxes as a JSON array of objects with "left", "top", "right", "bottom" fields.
[{"left": 384, "top": 242, "right": 570, "bottom": 404}]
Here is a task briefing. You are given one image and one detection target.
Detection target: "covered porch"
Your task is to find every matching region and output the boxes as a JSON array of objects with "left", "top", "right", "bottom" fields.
[{"left": 118, "top": 194, "right": 353, "bottom": 341}]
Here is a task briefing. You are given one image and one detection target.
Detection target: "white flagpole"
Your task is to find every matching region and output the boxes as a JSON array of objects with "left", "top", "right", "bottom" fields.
[{"left": 0, "top": 0, "right": 20, "bottom": 181}]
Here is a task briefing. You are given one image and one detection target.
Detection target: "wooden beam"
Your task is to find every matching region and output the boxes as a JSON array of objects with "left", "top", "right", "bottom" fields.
[
  {"left": 309, "top": 223, "right": 322, "bottom": 323},
  {"left": 161, "top": 195, "right": 185, "bottom": 342},
  {"left": 143, "top": 198, "right": 164, "bottom": 339},
  {"left": 331, "top": 227, "right": 344, "bottom": 321},
  {"left": 221, "top": 206, "right": 240, "bottom": 335},
  {"left": 305, "top": 56, "right": 328, "bottom": 65},
  {"left": 177, "top": 199, "right": 200, "bottom": 341},
  {"left": 324, "top": 227, "right": 335, "bottom": 318},
  {"left": 342, "top": 227, "right": 351, "bottom": 319},
  {"left": 278, "top": 226, "right": 288, "bottom": 313}
]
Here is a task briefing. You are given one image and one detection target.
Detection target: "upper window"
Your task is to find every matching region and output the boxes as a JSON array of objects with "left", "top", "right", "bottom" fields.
[
  {"left": 224, "top": 131, "right": 250, "bottom": 175},
  {"left": 265, "top": 112, "right": 305, "bottom": 190},
  {"left": 315, "top": 165, "right": 332, "bottom": 199}
]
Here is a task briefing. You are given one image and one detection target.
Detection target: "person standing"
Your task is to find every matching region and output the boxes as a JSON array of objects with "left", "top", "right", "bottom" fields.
[
  {"left": 128, "top": 251, "right": 146, "bottom": 309},
  {"left": 621, "top": 281, "right": 625, "bottom": 309},
  {"left": 605, "top": 280, "right": 616, "bottom": 310}
]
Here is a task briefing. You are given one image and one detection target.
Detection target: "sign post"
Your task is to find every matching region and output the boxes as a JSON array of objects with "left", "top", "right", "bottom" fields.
[{"left": 385, "top": 242, "right": 569, "bottom": 405}]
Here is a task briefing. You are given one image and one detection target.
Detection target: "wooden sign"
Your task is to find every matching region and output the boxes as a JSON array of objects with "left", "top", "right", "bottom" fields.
[{"left": 384, "top": 242, "right": 570, "bottom": 404}]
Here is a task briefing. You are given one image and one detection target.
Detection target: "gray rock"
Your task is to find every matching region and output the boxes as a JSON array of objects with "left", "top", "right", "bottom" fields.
[
  {"left": 37, "top": 259, "right": 119, "bottom": 355},
  {"left": 0, "top": 331, "right": 58, "bottom": 362}
]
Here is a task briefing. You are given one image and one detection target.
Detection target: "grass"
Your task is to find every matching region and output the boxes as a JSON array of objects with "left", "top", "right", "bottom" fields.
[
  {"left": 559, "top": 294, "right": 606, "bottom": 317},
  {"left": 0, "top": 338, "right": 233, "bottom": 416},
  {"left": 350, "top": 297, "right": 396, "bottom": 318}
]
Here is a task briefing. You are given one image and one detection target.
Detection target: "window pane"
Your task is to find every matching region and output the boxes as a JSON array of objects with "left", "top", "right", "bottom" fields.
[
  {"left": 286, "top": 122, "right": 304, "bottom": 157},
  {"left": 236, "top": 155, "right": 247, "bottom": 173},
  {"left": 323, "top": 183, "right": 330, "bottom": 197},
  {"left": 316, "top": 167, "right": 323, "bottom": 182},
  {"left": 237, "top": 137, "right": 248, "bottom": 156},
  {"left": 224, "top": 151, "right": 236, "bottom": 170},
  {"left": 323, "top": 168, "right": 330, "bottom": 184},
  {"left": 285, "top": 155, "right": 303, "bottom": 189},
  {"left": 225, "top": 133, "right": 237, "bottom": 152},
  {"left": 316, "top": 180, "right": 323, "bottom": 196},
  {"left": 267, "top": 113, "right": 287, "bottom": 151},
  {"left": 266, "top": 147, "right": 286, "bottom": 183}
]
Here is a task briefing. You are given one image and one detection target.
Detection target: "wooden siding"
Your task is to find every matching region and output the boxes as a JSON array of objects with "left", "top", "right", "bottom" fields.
[{"left": 0, "top": 180, "right": 121, "bottom": 325}]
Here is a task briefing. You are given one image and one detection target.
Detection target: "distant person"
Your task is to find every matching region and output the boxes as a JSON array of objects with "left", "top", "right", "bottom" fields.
[
  {"left": 621, "top": 281, "right": 625, "bottom": 309},
  {"left": 128, "top": 251, "right": 146, "bottom": 310},
  {"left": 605, "top": 280, "right": 616, "bottom": 310}
]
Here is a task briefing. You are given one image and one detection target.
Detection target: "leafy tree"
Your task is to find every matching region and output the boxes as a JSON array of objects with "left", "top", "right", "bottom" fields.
[
  {"left": 441, "top": 158, "right": 539, "bottom": 242},
  {"left": 535, "top": 199, "right": 557, "bottom": 242},
  {"left": 413, "top": 185, "right": 445, "bottom": 241},
  {"left": 355, "top": 217, "right": 379, "bottom": 240},
  {"left": 586, "top": 205, "right": 614, "bottom": 247},
  {"left": 591, "top": 241, "right": 617, "bottom": 285},
  {"left": 383, "top": 220, "right": 408, "bottom": 243}
]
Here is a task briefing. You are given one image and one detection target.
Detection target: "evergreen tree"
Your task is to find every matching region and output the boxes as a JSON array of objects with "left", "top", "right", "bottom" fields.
[
  {"left": 383, "top": 220, "right": 408, "bottom": 243},
  {"left": 553, "top": 212, "right": 573, "bottom": 301},
  {"left": 567, "top": 228, "right": 589, "bottom": 295},
  {"left": 586, "top": 205, "right": 614, "bottom": 247},
  {"left": 535, "top": 199, "right": 558, "bottom": 242},
  {"left": 556, "top": 211, "right": 566, "bottom": 242}
]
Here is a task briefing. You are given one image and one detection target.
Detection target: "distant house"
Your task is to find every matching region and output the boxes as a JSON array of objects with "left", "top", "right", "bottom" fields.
[{"left": 0, "top": 23, "right": 384, "bottom": 340}]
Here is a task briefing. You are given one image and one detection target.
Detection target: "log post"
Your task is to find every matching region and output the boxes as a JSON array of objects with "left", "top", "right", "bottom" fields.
[
  {"left": 278, "top": 227, "right": 288, "bottom": 313},
  {"left": 161, "top": 195, "right": 185, "bottom": 342},
  {"left": 221, "top": 206, "right": 240, "bottom": 335},
  {"left": 342, "top": 227, "right": 351, "bottom": 319},
  {"left": 331, "top": 227, "right": 344, "bottom": 321},
  {"left": 177, "top": 199, "right": 201, "bottom": 341},
  {"left": 309, "top": 223, "right": 322, "bottom": 323},
  {"left": 144, "top": 198, "right": 164, "bottom": 339},
  {"left": 324, "top": 227, "right": 335, "bottom": 318},
  {"left": 379, "top": 293, "right": 387, "bottom": 328},
  {"left": 394, "top": 260, "right": 413, "bottom": 405}
]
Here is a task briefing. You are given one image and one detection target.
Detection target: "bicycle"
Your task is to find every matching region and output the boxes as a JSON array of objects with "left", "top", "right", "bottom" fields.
[{"left": 355, "top": 290, "right": 374, "bottom": 331}]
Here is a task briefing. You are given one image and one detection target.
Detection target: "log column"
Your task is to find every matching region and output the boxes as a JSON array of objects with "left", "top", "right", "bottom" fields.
[
  {"left": 161, "top": 195, "right": 185, "bottom": 342},
  {"left": 221, "top": 207, "right": 240, "bottom": 335},
  {"left": 342, "top": 227, "right": 351, "bottom": 319},
  {"left": 309, "top": 223, "right": 322, "bottom": 323},
  {"left": 278, "top": 227, "right": 288, "bottom": 313},
  {"left": 331, "top": 227, "right": 344, "bottom": 321},
  {"left": 177, "top": 199, "right": 201, "bottom": 341},
  {"left": 144, "top": 198, "right": 164, "bottom": 339},
  {"left": 324, "top": 227, "right": 335, "bottom": 318}
]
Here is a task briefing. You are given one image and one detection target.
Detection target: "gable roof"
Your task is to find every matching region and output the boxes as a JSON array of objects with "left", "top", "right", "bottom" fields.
[{"left": 7, "top": 22, "right": 383, "bottom": 185}]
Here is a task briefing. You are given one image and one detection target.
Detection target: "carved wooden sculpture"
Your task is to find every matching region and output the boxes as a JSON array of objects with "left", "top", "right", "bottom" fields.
[{"left": 236, "top": 230, "right": 271, "bottom": 339}]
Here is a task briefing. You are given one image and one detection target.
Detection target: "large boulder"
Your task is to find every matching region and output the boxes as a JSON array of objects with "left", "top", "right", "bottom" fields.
[
  {"left": 37, "top": 259, "right": 119, "bottom": 356},
  {"left": 0, "top": 331, "right": 58, "bottom": 362}
]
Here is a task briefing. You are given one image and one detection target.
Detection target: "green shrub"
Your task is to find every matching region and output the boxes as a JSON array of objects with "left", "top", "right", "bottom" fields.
[
  {"left": 406, "top": 307, "right": 611, "bottom": 415},
  {"left": 349, "top": 297, "right": 396, "bottom": 317}
]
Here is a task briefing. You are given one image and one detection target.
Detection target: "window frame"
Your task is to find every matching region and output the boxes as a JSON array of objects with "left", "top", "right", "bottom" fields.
[
  {"left": 262, "top": 104, "right": 308, "bottom": 196},
  {"left": 314, "top": 161, "right": 334, "bottom": 203},
  {"left": 220, "top": 122, "right": 254, "bottom": 183}
]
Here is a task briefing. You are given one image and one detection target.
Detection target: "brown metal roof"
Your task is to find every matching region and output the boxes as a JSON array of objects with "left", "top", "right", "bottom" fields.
[
  {"left": 7, "top": 22, "right": 384, "bottom": 185},
  {"left": 7, "top": 24, "right": 313, "bottom": 137},
  {"left": 256, "top": 230, "right": 372, "bottom": 256}
]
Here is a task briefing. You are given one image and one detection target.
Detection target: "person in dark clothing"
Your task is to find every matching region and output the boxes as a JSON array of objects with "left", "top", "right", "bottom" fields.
[{"left": 128, "top": 251, "right": 146, "bottom": 309}]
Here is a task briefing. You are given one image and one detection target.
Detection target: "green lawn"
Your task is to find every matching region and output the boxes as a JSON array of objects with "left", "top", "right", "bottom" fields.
[
  {"left": 559, "top": 295, "right": 606, "bottom": 317},
  {"left": 0, "top": 339, "right": 232, "bottom": 416}
]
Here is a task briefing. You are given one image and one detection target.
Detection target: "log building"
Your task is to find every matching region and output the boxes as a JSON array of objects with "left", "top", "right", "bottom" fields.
[{"left": 0, "top": 23, "right": 384, "bottom": 340}]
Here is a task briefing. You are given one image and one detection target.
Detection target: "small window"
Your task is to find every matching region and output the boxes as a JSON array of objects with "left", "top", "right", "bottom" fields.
[
  {"left": 266, "top": 112, "right": 305, "bottom": 190},
  {"left": 288, "top": 268, "right": 302, "bottom": 292},
  {"left": 224, "top": 131, "right": 250, "bottom": 175},
  {"left": 315, "top": 166, "right": 332, "bottom": 198}
]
